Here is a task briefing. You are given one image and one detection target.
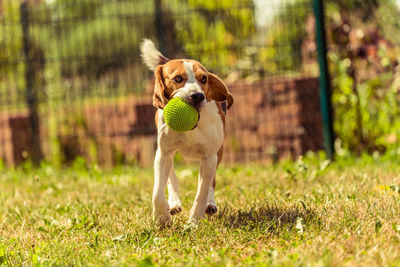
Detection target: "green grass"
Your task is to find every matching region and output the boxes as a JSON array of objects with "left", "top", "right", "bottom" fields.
[{"left": 1, "top": 154, "right": 400, "bottom": 266}]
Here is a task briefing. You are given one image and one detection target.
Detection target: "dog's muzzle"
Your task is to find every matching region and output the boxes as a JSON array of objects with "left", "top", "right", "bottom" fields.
[{"left": 190, "top": 92, "right": 205, "bottom": 108}]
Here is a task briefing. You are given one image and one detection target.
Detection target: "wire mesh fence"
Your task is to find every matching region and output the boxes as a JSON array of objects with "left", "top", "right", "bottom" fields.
[{"left": 0, "top": 0, "right": 320, "bottom": 166}]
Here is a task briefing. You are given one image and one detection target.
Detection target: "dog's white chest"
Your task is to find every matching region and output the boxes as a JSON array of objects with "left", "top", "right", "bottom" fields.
[{"left": 158, "top": 101, "right": 224, "bottom": 160}]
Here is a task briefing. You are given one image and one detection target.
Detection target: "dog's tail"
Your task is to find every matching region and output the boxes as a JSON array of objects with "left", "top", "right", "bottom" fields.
[{"left": 140, "top": 39, "right": 169, "bottom": 71}]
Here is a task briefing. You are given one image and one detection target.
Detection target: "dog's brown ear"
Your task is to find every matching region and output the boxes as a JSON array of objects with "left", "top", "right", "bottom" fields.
[
  {"left": 153, "top": 65, "right": 169, "bottom": 109},
  {"left": 207, "top": 73, "right": 234, "bottom": 109}
]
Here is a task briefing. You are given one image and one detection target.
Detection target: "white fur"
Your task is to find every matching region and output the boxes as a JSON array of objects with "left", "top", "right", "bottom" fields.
[
  {"left": 140, "top": 39, "right": 163, "bottom": 71},
  {"left": 184, "top": 61, "right": 197, "bottom": 83},
  {"left": 173, "top": 61, "right": 205, "bottom": 107},
  {"left": 167, "top": 162, "right": 182, "bottom": 213},
  {"left": 207, "top": 186, "right": 216, "bottom": 209},
  {"left": 153, "top": 101, "right": 224, "bottom": 224}
]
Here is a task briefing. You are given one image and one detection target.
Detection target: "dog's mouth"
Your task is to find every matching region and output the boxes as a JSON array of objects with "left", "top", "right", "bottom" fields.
[
  {"left": 170, "top": 96, "right": 205, "bottom": 112},
  {"left": 170, "top": 89, "right": 206, "bottom": 113},
  {"left": 189, "top": 100, "right": 205, "bottom": 112},
  {"left": 167, "top": 96, "right": 201, "bottom": 130}
]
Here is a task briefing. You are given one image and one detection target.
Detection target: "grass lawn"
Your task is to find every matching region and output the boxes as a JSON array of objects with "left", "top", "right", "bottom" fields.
[{"left": 1, "top": 154, "right": 400, "bottom": 266}]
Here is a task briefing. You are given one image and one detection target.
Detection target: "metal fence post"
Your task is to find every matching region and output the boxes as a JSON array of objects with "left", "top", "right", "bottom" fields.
[
  {"left": 154, "top": 0, "right": 168, "bottom": 55},
  {"left": 20, "top": 1, "right": 43, "bottom": 164},
  {"left": 313, "top": 0, "right": 335, "bottom": 159}
]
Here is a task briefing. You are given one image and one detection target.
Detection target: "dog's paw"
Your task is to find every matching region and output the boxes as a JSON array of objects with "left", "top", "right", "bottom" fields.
[
  {"left": 168, "top": 193, "right": 182, "bottom": 216},
  {"left": 169, "top": 206, "right": 182, "bottom": 215},
  {"left": 205, "top": 204, "right": 218, "bottom": 215},
  {"left": 154, "top": 214, "right": 172, "bottom": 228},
  {"left": 153, "top": 206, "right": 172, "bottom": 227}
]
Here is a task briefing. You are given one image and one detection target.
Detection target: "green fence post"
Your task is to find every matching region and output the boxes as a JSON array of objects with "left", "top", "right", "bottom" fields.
[{"left": 313, "top": 0, "right": 335, "bottom": 159}]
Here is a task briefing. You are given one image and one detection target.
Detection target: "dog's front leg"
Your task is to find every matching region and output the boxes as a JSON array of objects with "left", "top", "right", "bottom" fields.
[
  {"left": 189, "top": 154, "right": 218, "bottom": 223},
  {"left": 168, "top": 162, "right": 182, "bottom": 215},
  {"left": 153, "top": 149, "right": 173, "bottom": 226}
]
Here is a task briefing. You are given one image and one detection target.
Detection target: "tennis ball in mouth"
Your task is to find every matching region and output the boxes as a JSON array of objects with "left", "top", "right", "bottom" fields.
[{"left": 163, "top": 98, "right": 199, "bottom": 132}]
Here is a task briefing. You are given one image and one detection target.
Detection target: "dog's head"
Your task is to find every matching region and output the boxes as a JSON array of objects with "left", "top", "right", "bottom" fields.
[{"left": 140, "top": 39, "right": 233, "bottom": 111}]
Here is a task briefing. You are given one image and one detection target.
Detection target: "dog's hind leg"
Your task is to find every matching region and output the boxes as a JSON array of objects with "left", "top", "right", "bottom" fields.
[{"left": 168, "top": 162, "right": 182, "bottom": 215}]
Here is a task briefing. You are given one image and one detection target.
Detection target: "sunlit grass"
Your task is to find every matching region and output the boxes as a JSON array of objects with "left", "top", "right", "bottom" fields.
[{"left": 1, "top": 154, "right": 400, "bottom": 265}]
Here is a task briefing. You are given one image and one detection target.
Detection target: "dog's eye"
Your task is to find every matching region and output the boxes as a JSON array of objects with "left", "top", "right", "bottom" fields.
[
  {"left": 174, "top": 75, "right": 183, "bottom": 83},
  {"left": 201, "top": 75, "right": 207, "bottom": 84}
]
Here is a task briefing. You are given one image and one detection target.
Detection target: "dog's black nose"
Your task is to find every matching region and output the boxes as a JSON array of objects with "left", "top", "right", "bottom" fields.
[{"left": 191, "top": 92, "right": 205, "bottom": 104}]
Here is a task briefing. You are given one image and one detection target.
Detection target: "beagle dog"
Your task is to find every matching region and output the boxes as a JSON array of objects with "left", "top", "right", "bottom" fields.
[{"left": 140, "top": 39, "right": 233, "bottom": 226}]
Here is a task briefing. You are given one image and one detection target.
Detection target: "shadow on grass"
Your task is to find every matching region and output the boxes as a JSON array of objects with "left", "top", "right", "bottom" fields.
[{"left": 215, "top": 202, "right": 317, "bottom": 232}]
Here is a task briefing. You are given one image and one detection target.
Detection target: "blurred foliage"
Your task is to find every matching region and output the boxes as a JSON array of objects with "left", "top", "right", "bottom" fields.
[
  {"left": 0, "top": 1, "right": 22, "bottom": 74},
  {"left": 33, "top": 0, "right": 256, "bottom": 78},
  {"left": 164, "top": 0, "right": 255, "bottom": 73},
  {"left": 258, "top": 1, "right": 313, "bottom": 76},
  {"left": 30, "top": 0, "right": 155, "bottom": 78},
  {"left": 259, "top": 0, "right": 400, "bottom": 155},
  {"left": 1, "top": 0, "right": 256, "bottom": 99},
  {"left": 325, "top": 0, "right": 400, "bottom": 154},
  {"left": 0, "top": 1, "right": 24, "bottom": 101}
]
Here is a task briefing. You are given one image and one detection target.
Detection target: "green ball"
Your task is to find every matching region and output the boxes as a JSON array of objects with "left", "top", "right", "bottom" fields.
[{"left": 163, "top": 98, "right": 199, "bottom": 132}]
